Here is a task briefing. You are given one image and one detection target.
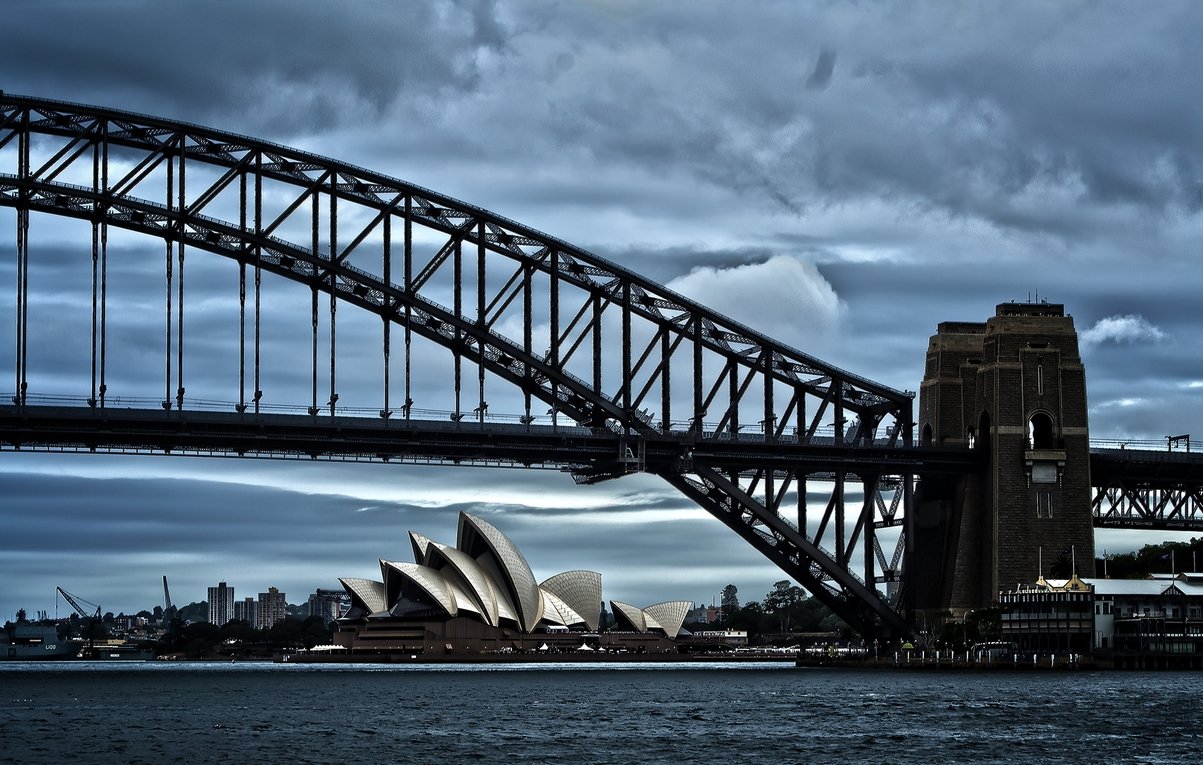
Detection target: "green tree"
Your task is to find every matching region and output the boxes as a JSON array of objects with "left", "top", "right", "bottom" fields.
[
  {"left": 158, "top": 620, "right": 221, "bottom": 658},
  {"left": 266, "top": 617, "right": 305, "bottom": 647},
  {"left": 302, "top": 616, "right": 331, "bottom": 649},
  {"left": 762, "top": 580, "right": 807, "bottom": 632},
  {"left": 720, "top": 584, "right": 739, "bottom": 623},
  {"left": 1097, "top": 538, "right": 1203, "bottom": 579},
  {"left": 725, "top": 600, "right": 768, "bottom": 632},
  {"left": 966, "top": 607, "right": 1001, "bottom": 642}
]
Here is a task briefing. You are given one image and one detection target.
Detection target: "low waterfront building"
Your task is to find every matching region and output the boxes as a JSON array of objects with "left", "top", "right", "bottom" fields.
[
  {"left": 1000, "top": 573, "right": 1203, "bottom": 662},
  {"left": 999, "top": 575, "right": 1093, "bottom": 653},
  {"left": 685, "top": 629, "right": 750, "bottom": 647}
]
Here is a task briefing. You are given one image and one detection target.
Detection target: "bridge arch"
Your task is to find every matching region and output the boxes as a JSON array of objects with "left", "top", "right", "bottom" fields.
[{"left": 0, "top": 93, "right": 920, "bottom": 638}]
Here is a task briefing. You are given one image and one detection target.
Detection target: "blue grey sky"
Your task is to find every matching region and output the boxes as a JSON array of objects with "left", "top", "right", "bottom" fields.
[{"left": 2, "top": 1, "right": 1202, "bottom": 620}]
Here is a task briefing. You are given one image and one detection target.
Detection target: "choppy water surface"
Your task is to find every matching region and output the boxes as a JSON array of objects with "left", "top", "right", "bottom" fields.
[{"left": 2, "top": 662, "right": 1201, "bottom": 764}]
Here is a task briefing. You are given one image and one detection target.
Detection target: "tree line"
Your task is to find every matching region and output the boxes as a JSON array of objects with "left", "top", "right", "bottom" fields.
[{"left": 689, "top": 581, "right": 849, "bottom": 639}]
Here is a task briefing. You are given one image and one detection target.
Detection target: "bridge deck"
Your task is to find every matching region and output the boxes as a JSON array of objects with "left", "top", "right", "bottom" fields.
[
  {"left": 0, "top": 405, "right": 974, "bottom": 477},
  {"left": 1091, "top": 446, "right": 1203, "bottom": 477}
]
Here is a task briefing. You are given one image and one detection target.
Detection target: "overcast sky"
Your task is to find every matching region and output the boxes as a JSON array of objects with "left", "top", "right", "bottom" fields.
[{"left": 3, "top": 1, "right": 1203, "bottom": 621}]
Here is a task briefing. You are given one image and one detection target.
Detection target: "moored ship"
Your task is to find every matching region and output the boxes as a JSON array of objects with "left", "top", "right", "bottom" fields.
[{"left": 1, "top": 624, "right": 74, "bottom": 660}]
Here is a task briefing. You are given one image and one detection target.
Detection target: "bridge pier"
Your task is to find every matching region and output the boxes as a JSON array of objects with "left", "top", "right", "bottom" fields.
[{"left": 913, "top": 302, "right": 1095, "bottom": 616}]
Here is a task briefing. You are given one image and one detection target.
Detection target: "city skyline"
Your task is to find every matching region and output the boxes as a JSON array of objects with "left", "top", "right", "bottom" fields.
[{"left": 4, "top": 2, "right": 1203, "bottom": 620}]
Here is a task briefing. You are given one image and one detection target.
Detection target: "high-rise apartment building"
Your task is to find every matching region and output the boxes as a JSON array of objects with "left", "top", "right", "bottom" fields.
[
  {"left": 207, "top": 581, "right": 235, "bottom": 627},
  {"left": 233, "top": 596, "right": 256, "bottom": 628},
  {"left": 257, "top": 587, "right": 287, "bottom": 630},
  {"left": 307, "top": 589, "right": 348, "bottom": 626}
]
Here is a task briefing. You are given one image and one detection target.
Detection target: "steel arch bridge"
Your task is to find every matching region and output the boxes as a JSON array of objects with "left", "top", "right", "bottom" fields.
[{"left": 0, "top": 93, "right": 953, "bottom": 639}]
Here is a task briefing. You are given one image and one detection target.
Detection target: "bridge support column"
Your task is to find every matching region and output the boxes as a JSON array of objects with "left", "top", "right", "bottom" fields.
[{"left": 913, "top": 302, "right": 1094, "bottom": 616}]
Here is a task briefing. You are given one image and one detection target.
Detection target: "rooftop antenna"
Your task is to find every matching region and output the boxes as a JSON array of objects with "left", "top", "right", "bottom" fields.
[
  {"left": 1071, "top": 544, "right": 1077, "bottom": 578},
  {"left": 1038, "top": 546, "right": 1043, "bottom": 580}
]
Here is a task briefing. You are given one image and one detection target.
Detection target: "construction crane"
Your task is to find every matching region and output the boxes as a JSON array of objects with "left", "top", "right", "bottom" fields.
[{"left": 56, "top": 587, "right": 102, "bottom": 658}]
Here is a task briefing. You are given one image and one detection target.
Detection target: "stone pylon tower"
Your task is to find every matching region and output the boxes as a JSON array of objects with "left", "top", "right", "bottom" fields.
[{"left": 912, "top": 302, "right": 1094, "bottom": 615}]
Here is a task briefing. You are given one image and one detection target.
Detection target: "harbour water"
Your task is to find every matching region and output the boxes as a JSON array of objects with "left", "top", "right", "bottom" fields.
[{"left": 2, "top": 662, "right": 1201, "bottom": 764}]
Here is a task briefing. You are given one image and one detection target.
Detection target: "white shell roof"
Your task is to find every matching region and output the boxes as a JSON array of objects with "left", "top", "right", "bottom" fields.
[
  {"left": 540, "top": 570, "right": 603, "bottom": 631},
  {"left": 540, "top": 588, "right": 585, "bottom": 628},
  {"left": 643, "top": 601, "right": 692, "bottom": 637},
  {"left": 409, "top": 531, "right": 435, "bottom": 565},
  {"left": 441, "top": 578, "right": 482, "bottom": 619},
  {"left": 380, "top": 560, "right": 457, "bottom": 617},
  {"left": 339, "top": 577, "right": 387, "bottom": 616},
  {"left": 429, "top": 543, "right": 501, "bottom": 626},
  {"left": 459, "top": 512, "right": 542, "bottom": 632},
  {"left": 610, "top": 600, "right": 649, "bottom": 632}
]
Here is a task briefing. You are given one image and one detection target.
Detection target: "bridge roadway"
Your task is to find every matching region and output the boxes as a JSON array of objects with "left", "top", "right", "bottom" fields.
[{"left": 0, "top": 404, "right": 976, "bottom": 478}]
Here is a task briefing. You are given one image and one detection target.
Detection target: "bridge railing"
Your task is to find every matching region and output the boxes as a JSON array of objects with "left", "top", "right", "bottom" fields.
[
  {"left": 0, "top": 391, "right": 591, "bottom": 429},
  {"left": 1090, "top": 437, "right": 1201, "bottom": 453},
  {"left": 2, "top": 392, "right": 911, "bottom": 448},
  {"left": 30, "top": 392, "right": 1189, "bottom": 457}
]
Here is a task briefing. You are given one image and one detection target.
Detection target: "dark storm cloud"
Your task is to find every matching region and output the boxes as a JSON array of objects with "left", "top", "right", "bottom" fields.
[
  {"left": 4, "top": 0, "right": 508, "bottom": 134},
  {"left": 806, "top": 49, "right": 837, "bottom": 91},
  {"left": 9, "top": 1, "right": 1203, "bottom": 234}
]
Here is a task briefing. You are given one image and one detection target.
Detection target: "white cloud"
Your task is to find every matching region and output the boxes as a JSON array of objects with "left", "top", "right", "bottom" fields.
[
  {"left": 666, "top": 255, "right": 845, "bottom": 352},
  {"left": 1095, "top": 397, "right": 1149, "bottom": 409},
  {"left": 1081, "top": 314, "right": 1166, "bottom": 346}
]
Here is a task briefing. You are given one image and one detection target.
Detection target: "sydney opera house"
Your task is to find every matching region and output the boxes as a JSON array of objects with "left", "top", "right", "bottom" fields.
[{"left": 332, "top": 512, "right": 692, "bottom": 656}]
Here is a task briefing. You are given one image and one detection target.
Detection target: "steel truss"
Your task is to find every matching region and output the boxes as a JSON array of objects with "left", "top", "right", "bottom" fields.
[
  {"left": 0, "top": 93, "right": 919, "bottom": 639},
  {"left": 1090, "top": 449, "right": 1203, "bottom": 531},
  {"left": 1092, "top": 482, "right": 1203, "bottom": 530}
]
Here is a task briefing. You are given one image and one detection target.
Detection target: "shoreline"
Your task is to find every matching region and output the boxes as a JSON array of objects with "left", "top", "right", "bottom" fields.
[{"left": 278, "top": 650, "right": 798, "bottom": 664}]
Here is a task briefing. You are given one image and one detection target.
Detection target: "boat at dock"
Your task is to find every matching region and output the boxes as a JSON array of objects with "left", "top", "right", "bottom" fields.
[
  {"left": 77, "top": 643, "right": 155, "bottom": 661},
  {"left": 1, "top": 625, "right": 74, "bottom": 660}
]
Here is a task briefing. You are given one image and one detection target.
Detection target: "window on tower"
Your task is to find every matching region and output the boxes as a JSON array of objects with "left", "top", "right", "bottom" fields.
[{"left": 1029, "top": 412, "right": 1054, "bottom": 449}]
